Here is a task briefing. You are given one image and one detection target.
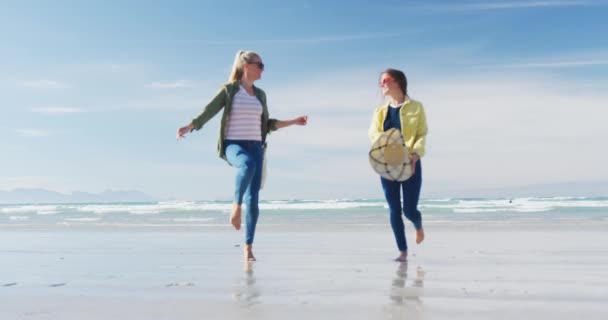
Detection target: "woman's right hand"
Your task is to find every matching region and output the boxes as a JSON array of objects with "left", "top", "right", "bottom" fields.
[
  {"left": 177, "top": 123, "right": 194, "bottom": 140},
  {"left": 409, "top": 153, "right": 419, "bottom": 175}
]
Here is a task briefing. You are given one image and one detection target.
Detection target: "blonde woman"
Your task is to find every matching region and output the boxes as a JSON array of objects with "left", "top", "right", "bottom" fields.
[
  {"left": 177, "top": 50, "right": 308, "bottom": 261},
  {"left": 369, "top": 68, "right": 428, "bottom": 262}
]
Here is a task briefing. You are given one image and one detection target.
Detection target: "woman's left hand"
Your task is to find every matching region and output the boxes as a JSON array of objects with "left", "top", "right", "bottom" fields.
[
  {"left": 276, "top": 116, "right": 309, "bottom": 129},
  {"left": 294, "top": 116, "right": 308, "bottom": 125}
]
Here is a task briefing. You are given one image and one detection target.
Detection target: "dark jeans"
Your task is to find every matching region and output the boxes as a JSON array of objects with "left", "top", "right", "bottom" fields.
[
  {"left": 381, "top": 160, "right": 423, "bottom": 252},
  {"left": 224, "top": 140, "right": 264, "bottom": 245}
]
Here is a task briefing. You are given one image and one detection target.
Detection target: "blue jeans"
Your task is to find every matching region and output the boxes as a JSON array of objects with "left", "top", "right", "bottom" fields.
[
  {"left": 224, "top": 140, "right": 264, "bottom": 245},
  {"left": 381, "top": 160, "right": 423, "bottom": 252}
]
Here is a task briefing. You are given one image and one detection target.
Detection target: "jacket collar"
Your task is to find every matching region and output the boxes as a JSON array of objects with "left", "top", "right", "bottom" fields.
[
  {"left": 382, "top": 96, "right": 411, "bottom": 110},
  {"left": 226, "top": 80, "right": 263, "bottom": 99}
]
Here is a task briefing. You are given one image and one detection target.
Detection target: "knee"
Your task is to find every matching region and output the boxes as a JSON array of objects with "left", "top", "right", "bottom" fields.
[
  {"left": 244, "top": 193, "right": 259, "bottom": 203},
  {"left": 241, "top": 158, "right": 257, "bottom": 172},
  {"left": 403, "top": 207, "right": 419, "bottom": 218}
]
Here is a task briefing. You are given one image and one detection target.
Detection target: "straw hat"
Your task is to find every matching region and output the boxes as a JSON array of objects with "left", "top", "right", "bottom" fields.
[{"left": 369, "top": 128, "right": 413, "bottom": 181}]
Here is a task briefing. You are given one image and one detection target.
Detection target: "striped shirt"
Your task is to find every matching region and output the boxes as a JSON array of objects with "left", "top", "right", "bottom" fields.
[{"left": 224, "top": 86, "right": 263, "bottom": 141}]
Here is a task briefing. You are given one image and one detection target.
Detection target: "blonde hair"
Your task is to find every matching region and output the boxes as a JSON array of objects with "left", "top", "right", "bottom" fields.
[{"left": 228, "top": 50, "right": 260, "bottom": 82}]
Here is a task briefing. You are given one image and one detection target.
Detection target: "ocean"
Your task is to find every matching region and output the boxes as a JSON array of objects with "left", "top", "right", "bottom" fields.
[{"left": 2, "top": 197, "right": 608, "bottom": 228}]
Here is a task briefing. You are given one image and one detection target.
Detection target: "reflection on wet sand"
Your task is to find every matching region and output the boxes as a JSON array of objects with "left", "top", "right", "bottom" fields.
[
  {"left": 386, "top": 262, "right": 425, "bottom": 318},
  {"left": 233, "top": 262, "right": 261, "bottom": 307}
]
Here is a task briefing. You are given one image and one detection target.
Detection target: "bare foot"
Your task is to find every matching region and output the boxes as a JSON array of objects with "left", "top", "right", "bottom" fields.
[
  {"left": 244, "top": 244, "right": 256, "bottom": 262},
  {"left": 416, "top": 228, "right": 425, "bottom": 244},
  {"left": 230, "top": 204, "right": 242, "bottom": 230},
  {"left": 394, "top": 251, "right": 407, "bottom": 262}
]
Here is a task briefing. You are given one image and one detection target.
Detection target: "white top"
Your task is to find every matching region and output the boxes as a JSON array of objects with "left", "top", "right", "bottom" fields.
[{"left": 224, "top": 86, "right": 263, "bottom": 141}]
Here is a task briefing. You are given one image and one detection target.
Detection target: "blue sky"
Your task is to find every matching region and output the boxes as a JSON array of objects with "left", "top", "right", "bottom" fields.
[{"left": 1, "top": 0, "right": 608, "bottom": 200}]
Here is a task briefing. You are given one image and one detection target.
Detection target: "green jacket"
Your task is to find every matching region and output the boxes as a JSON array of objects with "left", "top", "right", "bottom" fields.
[{"left": 191, "top": 81, "right": 278, "bottom": 160}]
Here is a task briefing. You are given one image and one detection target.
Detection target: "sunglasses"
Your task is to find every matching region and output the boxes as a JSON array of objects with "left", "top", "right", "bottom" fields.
[
  {"left": 379, "top": 78, "right": 394, "bottom": 86},
  {"left": 249, "top": 62, "right": 265, "bottom": 69}
]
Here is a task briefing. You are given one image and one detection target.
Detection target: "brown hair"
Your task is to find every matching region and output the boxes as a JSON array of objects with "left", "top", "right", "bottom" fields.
[{"left": 381, "top": 68, "right": 408, "bottom": 96}]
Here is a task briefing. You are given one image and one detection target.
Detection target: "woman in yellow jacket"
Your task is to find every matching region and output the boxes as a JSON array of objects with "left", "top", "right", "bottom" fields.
[{"left": 369, "top": 68, "right": 428, "bottom": 262}]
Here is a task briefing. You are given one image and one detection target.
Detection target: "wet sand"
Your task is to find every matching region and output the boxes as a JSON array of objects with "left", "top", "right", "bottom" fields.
[{"left": 1, "top": 221, "right": 607, "bottom": 319}]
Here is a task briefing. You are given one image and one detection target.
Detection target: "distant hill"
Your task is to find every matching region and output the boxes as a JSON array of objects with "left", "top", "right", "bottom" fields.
[{"left": 0, "top": 188, "right": 157, "bottom": 204}]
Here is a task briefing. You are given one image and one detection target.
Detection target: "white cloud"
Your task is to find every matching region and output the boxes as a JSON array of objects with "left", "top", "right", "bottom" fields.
[
  {"left": 105, "top": 63, "right": 131, "bottom": 72},
  {"left": 481, "top": 59, "right": 608, "bottom": 69},
  {"left": 268, "top": 70, "right": 381, "bottom": 113},
  {"left": 14, "top": 128, "right": 51, "bottom": 138},
  {"left": 256, "top": 32, "right": 405, "bottom": 44},
  {"left": 17, "top": 79, "right": 68, "bottom": 89},
  {"left": 471, "top": 49, "right": 608, "bottom": 71},
  {"left": 60, "top": 63, "right": 137, "bottom": 74},
  {"left": 472, "top": 0, "right": 605, "bottom": 10},
  {"left": 146, "top": 80, "right": 198, "bottom": 89},
  {"left": 30, "top": 107, "right": 84, "bottom": 114},
  {"left": 415, "top": 73, "right": 608, "bottom": 187},
  {"left": 186, "top": 32, "right": 407, "bottom": 45},
  {"left": 411, "top": 0, "right": 607, "bottom": 12},
  {"left": 114, "top": 97, "right": 206, "bottom": 110},
  {"left": 8, "top": 60, "right": 607, "bottom": 198},
  {"left": 258, "top": 67, "right": 608, "bottom": 193}
]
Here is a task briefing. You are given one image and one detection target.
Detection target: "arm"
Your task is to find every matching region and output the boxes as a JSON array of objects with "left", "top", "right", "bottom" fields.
[
  {"left": 407, "top": 106, "right": 427, "bottom": 175},
  {"left": 411, "top": 105, "right": 428, "bottom": 158},
  {"left": 274, "top": 116, "right": 308, "bottom": 129},
  {"left": 176, "top": 87, "right": 226, "bottom": 140}
]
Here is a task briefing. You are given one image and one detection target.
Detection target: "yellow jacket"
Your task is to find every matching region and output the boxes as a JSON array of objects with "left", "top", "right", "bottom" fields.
[{"left": 368, "top": 98, "right": 428, "bottom": 157}]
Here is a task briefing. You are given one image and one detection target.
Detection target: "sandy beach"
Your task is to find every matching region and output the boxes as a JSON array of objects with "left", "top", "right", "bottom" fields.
[{"left": 1, "top": 218, "right": 607, "bottom": 320}]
